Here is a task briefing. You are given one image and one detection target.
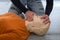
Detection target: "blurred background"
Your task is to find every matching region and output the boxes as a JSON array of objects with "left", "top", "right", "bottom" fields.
[{"left": 0, "top": 0, "right": 60, "bottom": 40}]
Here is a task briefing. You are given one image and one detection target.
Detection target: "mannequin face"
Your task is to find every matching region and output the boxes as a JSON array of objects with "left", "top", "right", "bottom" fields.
[{"left": 25, "top": 15, "right": 50, "bottom": 35}]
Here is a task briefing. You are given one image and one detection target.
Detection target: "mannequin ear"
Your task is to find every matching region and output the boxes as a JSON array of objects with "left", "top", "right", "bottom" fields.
[{"left": 25, "top": 21, "right": 33, "bottom": 32}]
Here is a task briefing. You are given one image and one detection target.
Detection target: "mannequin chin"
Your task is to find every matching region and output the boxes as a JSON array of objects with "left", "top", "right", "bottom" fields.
[{"left": 25, "top": 15, "right": 50, "bottom": 36}]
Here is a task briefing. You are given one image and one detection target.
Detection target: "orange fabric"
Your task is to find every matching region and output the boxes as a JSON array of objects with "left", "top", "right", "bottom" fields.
[{"left": 0, "top": 12, "right": 30, "bottom": 40}]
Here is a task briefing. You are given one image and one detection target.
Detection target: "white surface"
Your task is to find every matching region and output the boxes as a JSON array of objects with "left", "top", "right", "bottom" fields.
[
  {"left": 0, "top": 2, "right": 11, "bottom": 14},
  {"left": 0, "top": 1, "right": 60, "bottom": 34}
]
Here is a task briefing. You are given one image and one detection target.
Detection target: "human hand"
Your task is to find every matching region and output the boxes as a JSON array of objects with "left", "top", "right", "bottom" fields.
[
  {"left": 41, "top": 14, "right": 51, "bottom": 24},
  {"left": 25, "top": 10, "right": 36, "bottom": 21}
]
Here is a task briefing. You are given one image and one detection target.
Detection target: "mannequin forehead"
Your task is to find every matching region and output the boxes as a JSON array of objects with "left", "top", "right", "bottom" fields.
[{"left": 25, "top": 15, "right": 43, "bottom": 24}]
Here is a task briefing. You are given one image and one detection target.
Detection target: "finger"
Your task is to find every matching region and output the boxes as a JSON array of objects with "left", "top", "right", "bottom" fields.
[
  {"left": 43, "top": 20, "right": 51, "bottom": 24},
  {"left": 42, "top": 16, "right": 49, "bottom": 22},
  {"left": 43, "top": 18, "right": 50, "bottom": 23},
  {"left": 41, "top": 15, "right": 47, "bottom": 19},
  {"left": 42, "top": 14, "right": 48, "bottom": 18},
  {"left": 41, "top": 16, "right": 45, "bottom": 19},
  {"left": 45, "top": 20, "right": 51, "bottom": 24}
]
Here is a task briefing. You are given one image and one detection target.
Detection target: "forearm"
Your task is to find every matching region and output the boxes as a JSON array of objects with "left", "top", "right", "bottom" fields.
[
  {"left": 11, "top": 0, "right": 29, "bottom": 13},
  {"left": 45, "top": 0, "right": 53, "bottom": 16}
]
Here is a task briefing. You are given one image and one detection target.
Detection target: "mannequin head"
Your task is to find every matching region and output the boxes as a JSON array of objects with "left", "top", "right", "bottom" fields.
[{"left": 25, "top": 15, "right": 50, "bottom": 36}]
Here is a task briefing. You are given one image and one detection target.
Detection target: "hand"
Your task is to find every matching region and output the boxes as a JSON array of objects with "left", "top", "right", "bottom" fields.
[
  {"left": 41, "top": 14, "right": 51, "bottom": 24},
  {"left": 25, "top": 10, "right": 36, "bottom": 21}
]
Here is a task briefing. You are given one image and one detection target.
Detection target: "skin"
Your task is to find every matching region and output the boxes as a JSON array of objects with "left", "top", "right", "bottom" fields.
[{"left": 25, "top": 10, "right": 51, "bottom": 24}]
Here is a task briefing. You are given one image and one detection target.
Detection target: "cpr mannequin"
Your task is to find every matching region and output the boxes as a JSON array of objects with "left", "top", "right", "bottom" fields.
[
  {"left": 25, "top": 15, "right": 50, "bottom": 36},
  {"left": 0, "top": 12, "right": 50, "bottom": 40}
]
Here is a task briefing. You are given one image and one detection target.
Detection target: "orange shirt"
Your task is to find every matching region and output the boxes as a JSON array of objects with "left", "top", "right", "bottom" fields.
[{"left": 0, "top": 12, "right": 30, "bottom": 40}]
